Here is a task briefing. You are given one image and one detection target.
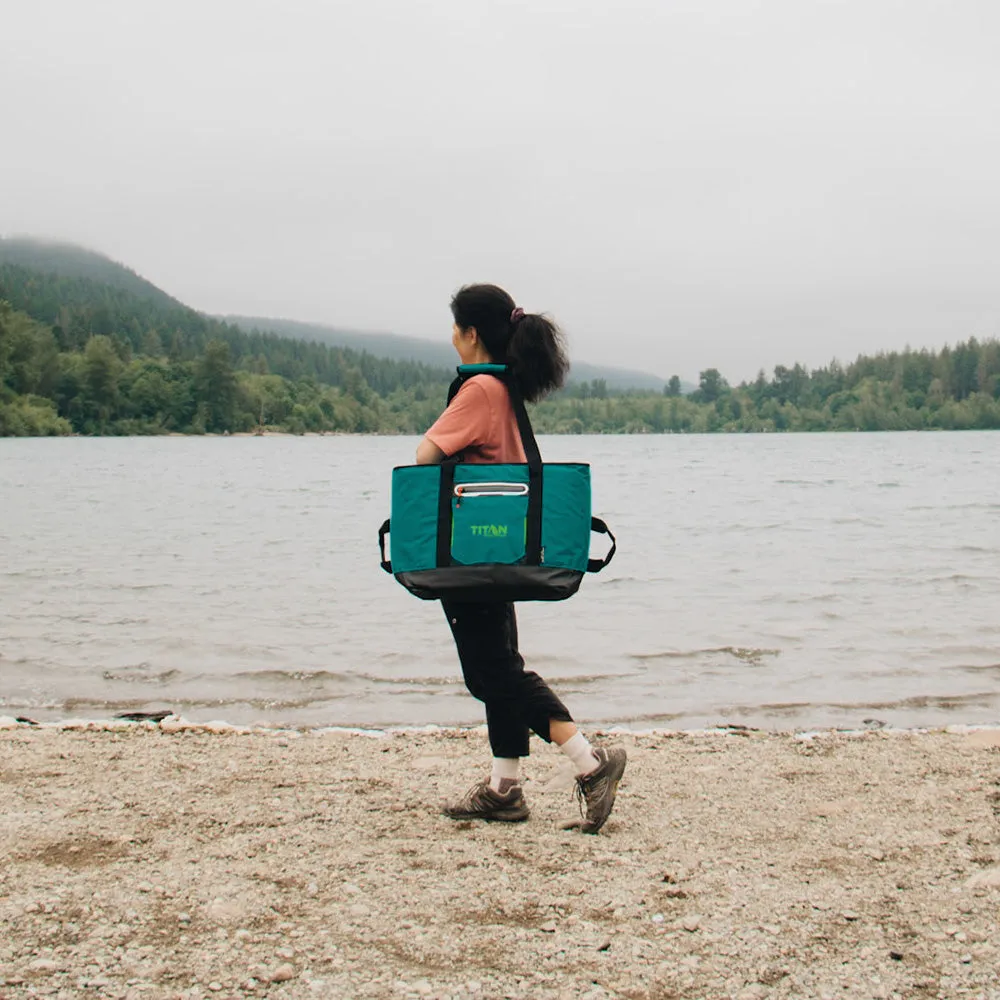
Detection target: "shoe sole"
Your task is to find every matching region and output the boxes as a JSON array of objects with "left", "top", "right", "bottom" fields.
[
  {"left": 444, "top": 807, "right": 530, "bottom": 823},
  {"left": 581, "top": 752, "right": 627, "bottom": 834}
]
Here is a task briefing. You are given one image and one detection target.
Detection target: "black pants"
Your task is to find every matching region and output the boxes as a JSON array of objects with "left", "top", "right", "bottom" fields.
[{"left": 442, "top": 600, "right": 573, "bottom": 759}]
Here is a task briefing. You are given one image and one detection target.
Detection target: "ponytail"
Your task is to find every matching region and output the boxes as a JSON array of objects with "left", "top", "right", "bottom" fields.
[
  {"left": 450, "top": 284, "right": 569, "bottom": 403},
  {"left": 507, "top": 312, "right": 569, "bottom": 403}
]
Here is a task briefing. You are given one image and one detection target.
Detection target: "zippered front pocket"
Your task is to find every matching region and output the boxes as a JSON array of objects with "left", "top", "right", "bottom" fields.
[{"left": 450, "top": 483, "right": 528, "bottom": 566}]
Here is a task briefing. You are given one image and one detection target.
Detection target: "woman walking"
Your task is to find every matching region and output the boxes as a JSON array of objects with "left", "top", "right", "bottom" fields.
[{"left": 416, "top": 283, "right": 626, "bottom": 834}]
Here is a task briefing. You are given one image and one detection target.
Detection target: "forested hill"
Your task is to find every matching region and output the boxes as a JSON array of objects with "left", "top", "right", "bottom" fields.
[
  {"left": 224, "top": 315, "right": 670, "bottom": 392},
  {"left": 1, "top": 236, "right": 999, "bottom": 436},
  {"left": 0, "top": 245, "right": 454, "bottom": 436},
  {"left": 0, "top": 238, "right": 180, "bottom": 309},
  {"left": 0, "top": 238, "right": 669, "bottom": 391}
]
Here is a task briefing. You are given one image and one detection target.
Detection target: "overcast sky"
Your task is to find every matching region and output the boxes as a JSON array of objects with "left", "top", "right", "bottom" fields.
[{"left": 3, "top": 0, "right": 998, "bottom": 382}]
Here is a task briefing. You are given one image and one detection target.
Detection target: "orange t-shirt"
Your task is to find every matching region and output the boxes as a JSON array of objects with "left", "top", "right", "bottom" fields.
[{"left": 425, "top": 375, "right": 527, "bottom": 464}]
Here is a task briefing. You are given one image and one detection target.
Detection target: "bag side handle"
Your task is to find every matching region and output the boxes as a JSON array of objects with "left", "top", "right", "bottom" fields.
[
  {"left": 378, "top": 518, "right": 392, "bottom": 573},
  {"left": 587, "top": 517, "right": 617, "bottom": 572}
]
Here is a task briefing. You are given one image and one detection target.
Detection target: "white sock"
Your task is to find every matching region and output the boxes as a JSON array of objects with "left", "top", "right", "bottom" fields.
[
  {"left": 560, "top": 732, "right": 599, "bottom": 777},
  {"left": 489, "top": 757, "right": 520, "bottom": 793}
]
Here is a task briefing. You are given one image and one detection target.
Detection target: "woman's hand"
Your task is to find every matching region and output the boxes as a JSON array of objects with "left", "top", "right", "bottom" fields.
[{"left": 416, "top": 436, "right": 446, "bottom": 465}]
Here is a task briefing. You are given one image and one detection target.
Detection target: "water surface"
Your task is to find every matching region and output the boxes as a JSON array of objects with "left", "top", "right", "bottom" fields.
[{"left": 2, "top": 433, "right": 998, "bottom": 730}]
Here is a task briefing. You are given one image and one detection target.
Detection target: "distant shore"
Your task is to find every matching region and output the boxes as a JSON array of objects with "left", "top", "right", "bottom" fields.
[{"left": 3, "top": 718, "right": 1000, "bottom": 999}]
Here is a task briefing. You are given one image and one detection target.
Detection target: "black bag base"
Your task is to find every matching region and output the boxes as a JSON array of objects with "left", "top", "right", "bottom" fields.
[{"left": 395, "top": 565, "right": 584, "bottom": 603}]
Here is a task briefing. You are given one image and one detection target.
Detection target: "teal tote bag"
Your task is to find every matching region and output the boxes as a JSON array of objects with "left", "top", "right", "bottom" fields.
[{"left": 377, "top": 364, "right": 616, "bottom": 602}]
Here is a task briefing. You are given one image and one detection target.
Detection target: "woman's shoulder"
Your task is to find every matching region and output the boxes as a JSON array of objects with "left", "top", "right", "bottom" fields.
[{"left": 463, "top": 373, "right": 508, "bottom": 398}]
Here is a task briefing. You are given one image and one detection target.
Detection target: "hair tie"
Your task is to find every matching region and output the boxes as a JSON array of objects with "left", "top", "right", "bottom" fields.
[{"left": 510, "top": 307, "right": 525, "bottom": 324}]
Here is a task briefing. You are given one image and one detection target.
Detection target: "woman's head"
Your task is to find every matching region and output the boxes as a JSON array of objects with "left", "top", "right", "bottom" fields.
[{"left": 449, "top": 284, "right": 569, "bottom": 403}]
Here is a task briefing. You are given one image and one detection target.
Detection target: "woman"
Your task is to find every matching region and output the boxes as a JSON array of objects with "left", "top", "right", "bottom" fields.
[{"left": 416, "top": 283, "right": 626, "bottom": 834}]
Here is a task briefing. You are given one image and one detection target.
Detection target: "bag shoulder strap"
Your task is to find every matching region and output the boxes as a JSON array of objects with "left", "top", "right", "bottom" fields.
[{"left": 448, "top": 364, "right": 541, "bottom": 465}]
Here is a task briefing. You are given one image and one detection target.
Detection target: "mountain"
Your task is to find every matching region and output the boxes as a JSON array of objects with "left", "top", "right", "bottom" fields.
[
  {"left": 225, "top": 315, "right": 668, "bottom": 391},
  {"left": 0, "top": 237, "right": 181, "bottom": 309},
  {"left": 0, "top": 238, "right": 671, "bottom": 389}
]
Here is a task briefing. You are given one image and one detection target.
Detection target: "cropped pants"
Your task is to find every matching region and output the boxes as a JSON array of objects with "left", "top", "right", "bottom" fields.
[{"left": 442, "top": 600, "right": 573, "bottom": 759}]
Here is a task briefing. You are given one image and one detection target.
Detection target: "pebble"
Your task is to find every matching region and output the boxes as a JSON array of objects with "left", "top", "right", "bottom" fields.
[
  {"left": 270, "top": 963, "right": 296, "bottom": 982},
  {"left": 682, "top": 916, "right": 702, "bottom": 932},
  {"left": 177, "top": 913, "right": 192, "bottom": 924},
  {"left": 208, "top": 983, "right": 223, "bottom": 992},
  {"left": 842, "top": 911, "right": 859, "bottom": 921}
]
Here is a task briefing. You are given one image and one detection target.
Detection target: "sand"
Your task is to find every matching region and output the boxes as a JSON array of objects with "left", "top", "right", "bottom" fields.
[{"left": 2, "top": 718, "right": 1000, "bottom": 1000}]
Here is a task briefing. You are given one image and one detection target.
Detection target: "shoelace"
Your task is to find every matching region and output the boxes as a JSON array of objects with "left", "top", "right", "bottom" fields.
[
  {"left": 459, "top": 781, "right": 491, "bottom": 810},
  {"left": 574, "top": 770, "right": 603, "bottom": 820}
]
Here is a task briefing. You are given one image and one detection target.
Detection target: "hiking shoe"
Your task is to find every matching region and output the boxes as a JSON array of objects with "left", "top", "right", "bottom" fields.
[
  {"left": 443, "top": 780, "right": 530, "bottom": 822},
  {"left": 574, "top": 746, "right": 627, "bottom": 834}
]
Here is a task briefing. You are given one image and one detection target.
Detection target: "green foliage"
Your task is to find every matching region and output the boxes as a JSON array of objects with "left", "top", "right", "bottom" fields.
[
  {"left": 0, "top": 395, "right": 71, "bottom": 436},
  {"left": 692, "top": 368, "right": 728, "bottom": 403}
]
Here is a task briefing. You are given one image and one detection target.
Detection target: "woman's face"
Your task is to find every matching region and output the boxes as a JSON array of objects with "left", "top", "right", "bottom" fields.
[{"left": 451, "top": 322, "right": 479, "bottom": 363}]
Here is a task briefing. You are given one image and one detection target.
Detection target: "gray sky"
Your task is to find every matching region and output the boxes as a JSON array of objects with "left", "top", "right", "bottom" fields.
[{"left": 3, "top": 0, "right": 999, "bottom": 383}]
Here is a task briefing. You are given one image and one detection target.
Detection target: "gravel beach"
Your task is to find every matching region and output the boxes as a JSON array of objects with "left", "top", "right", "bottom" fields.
[{"left": 2, "top": 719, "right": 1000, "bottom": 1000}]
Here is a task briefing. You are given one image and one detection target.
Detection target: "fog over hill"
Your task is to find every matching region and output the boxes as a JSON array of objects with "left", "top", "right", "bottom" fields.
[
  {"left": 0, "top": 237, "right": 181, "bottom": 308},
  {"left": 224, "top": 315, "right": 670, "bottom": 391}
]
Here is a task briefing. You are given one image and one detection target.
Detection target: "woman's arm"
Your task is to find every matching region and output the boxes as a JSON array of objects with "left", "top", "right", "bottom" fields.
[
  {"left": 416, "top": 436, "right": 446, "bottom": 465},
  {"left": 418, "top": 379, "right": 487, "bottom": 464}
]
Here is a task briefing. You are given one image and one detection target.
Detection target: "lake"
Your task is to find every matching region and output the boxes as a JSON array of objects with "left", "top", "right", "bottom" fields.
[{"left": 2, "top": 432, "right": 999, "bottom": 731}]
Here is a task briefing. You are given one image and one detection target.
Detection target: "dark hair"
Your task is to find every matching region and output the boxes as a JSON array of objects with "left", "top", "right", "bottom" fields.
[{"left": 450, "top": 283, "right": 569, "bottom": 403}]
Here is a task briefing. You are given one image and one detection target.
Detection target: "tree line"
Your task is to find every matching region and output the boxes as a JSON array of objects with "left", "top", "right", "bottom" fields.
[
  {"left": 2, "top": 261, "right": 999, "bottom": 435},
  {"left": 533, "top": 344, "right": 1000, "bottom": 434}
]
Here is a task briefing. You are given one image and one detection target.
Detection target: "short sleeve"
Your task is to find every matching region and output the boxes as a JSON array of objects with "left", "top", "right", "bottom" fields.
[{"left": 425, "top": 379, "right": 492, "bottom": 458}]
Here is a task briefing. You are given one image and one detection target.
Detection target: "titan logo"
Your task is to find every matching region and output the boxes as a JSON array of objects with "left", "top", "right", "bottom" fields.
[{"left": 470, "top": 524, "right": 509, "bottom": 537}]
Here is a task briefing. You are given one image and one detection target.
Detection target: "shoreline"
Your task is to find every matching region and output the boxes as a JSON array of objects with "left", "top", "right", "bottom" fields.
[
  {"left": 5, "top": 713, "right": 1000, "bottom": 739},
  {"left": 4, "top": 723, "right": 1000, "bottom": 998}
]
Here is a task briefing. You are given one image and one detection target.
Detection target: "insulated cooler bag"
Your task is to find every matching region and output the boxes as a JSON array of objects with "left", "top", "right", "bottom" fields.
[{"left": 377, "top": 364, "right": 615, "bottom": 602}]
